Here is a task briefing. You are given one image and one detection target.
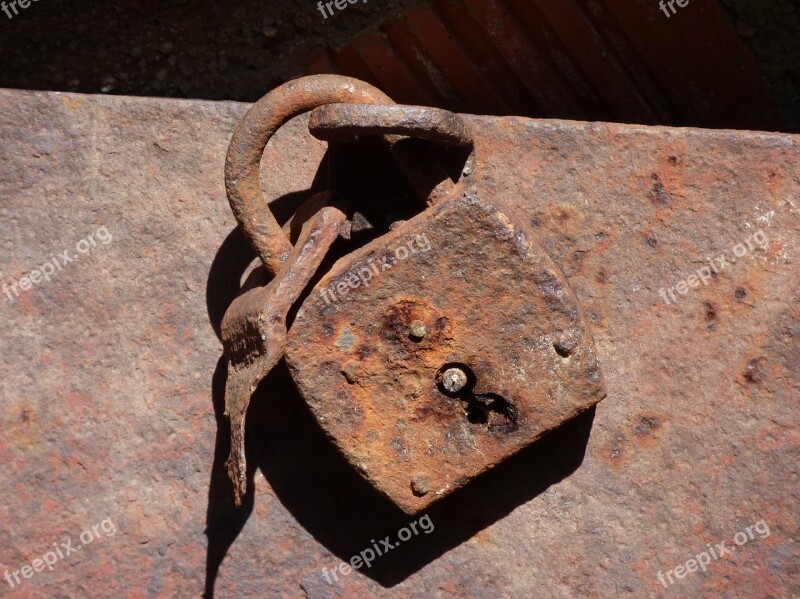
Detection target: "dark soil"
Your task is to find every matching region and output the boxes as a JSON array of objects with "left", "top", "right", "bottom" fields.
[{"left": 0, "top": 0, "right": 428, "bottom": 101}]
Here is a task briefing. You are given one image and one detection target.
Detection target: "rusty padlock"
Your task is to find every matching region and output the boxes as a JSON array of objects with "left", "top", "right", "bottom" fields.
[{"left": 222, "top": 75, "right": 606, "bottom": 514}]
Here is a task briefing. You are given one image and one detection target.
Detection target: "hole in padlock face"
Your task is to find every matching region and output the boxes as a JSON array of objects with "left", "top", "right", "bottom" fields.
[
  {"left": 464, "top": 394, "right": 519, "bottom": 432},
  {"left": 436, "top": 363, "right": 519, "bottom": 433}
]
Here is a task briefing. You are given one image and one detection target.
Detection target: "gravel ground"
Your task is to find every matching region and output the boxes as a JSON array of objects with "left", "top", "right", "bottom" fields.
[
  {"left": 0, "top": 0, "right": 797, "bottom": 131},
  {"left": 0, "top": 0, "right": 428, "bottom": 101}
]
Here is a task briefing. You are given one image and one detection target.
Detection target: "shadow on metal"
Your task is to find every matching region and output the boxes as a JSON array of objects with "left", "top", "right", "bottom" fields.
[{"left": 202, "top": 222, "right": 598, "bottom": 592}]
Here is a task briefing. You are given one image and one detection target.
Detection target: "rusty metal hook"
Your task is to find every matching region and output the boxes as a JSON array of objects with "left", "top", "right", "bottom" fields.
[
  {"left": 308, "top": 103, "right": 474, "bottom": 147},
  {"left": 308, "top": 102, "right": 475, "bottom": 206},
  {"left": 225, "top": 75, "right": 392, "bottom": 277}
]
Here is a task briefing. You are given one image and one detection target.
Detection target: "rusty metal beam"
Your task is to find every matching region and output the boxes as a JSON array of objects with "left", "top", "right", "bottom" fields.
[{"left": 0, "top": 89, "right": 797, "bottom": 597}]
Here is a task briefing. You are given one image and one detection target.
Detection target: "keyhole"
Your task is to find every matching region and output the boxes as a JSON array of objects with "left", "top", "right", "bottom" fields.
[{"left": 436, "top": 363, "right": 519, "bottom": 433}]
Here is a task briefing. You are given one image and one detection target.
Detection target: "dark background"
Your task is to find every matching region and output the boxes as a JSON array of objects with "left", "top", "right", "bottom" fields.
[
  {"left": 0, "top": 0, "right": 425, "bottom": 101},
  {"left": 0, "top": 0, "right": 797, "bottom": 131}
]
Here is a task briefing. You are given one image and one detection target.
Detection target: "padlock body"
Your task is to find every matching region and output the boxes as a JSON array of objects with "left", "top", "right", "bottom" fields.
[{"left": 286, "top": 195, "right": 605, "bottom": 513}]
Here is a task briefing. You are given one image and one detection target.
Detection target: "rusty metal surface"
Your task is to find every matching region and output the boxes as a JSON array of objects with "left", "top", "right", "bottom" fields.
[
  {"left": 287, "top": 194, "right": 606, "bottom": 514},
  {"left": 0, "top": 89, "right": 798, "bottom": 597},
  {"left": 233, "top": 80, "right": 603, "bottom": 515},
  {"left": 225, "top": 75, "right": 391, "bottom": 277},
  {"left": 221, "top": 199, "right": 347, "bottom": 505},
  {"left": 309, "top": 103, "right": 473, "bottom": 146},
  {"left": 307, "top": 98, "right": 475, "bottom": 207}
]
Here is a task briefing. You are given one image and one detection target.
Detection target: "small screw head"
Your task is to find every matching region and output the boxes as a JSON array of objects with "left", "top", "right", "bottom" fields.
[
  {"left": 409, "top": 320, "right": 427, "bottom": 340},
  {"left": 411, "top": 475, "right": 430, "bottom": 496},
  {"left": 441, "top": 367, "right": 468, "bottom": 394}
]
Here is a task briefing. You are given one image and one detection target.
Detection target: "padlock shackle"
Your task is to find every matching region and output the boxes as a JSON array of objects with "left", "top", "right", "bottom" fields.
[
  {"left": 309, "top": 102, "right": 475, "bottom": 206},
  {"left": 308, "top": 103, "right": 473, "bottom": 147},
  {"left": 225, "top": 75, "right": 391, "bottom": 276}
]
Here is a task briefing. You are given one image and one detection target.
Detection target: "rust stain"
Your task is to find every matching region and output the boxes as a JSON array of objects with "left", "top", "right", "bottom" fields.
[{"left": 61, "top": 95, "right": 87, "bottom": 110}]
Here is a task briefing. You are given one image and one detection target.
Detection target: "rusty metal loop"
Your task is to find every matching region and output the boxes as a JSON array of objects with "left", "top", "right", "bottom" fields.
[
  {"left": 225, "top": 75, "right": 392, "bottom": 277},
  {"left": 308, "top": 103, "right": 473, "bottom": 147}
]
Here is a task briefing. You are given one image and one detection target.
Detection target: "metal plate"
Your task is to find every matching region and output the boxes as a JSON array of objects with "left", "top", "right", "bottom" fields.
[{"left": 0, "top": 90, "right": 797, "bottom": 597}]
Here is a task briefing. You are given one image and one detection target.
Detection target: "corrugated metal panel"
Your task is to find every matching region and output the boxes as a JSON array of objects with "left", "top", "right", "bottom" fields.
[{"left": 308, "top": 0, "right": 784, "bottom": 130}]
